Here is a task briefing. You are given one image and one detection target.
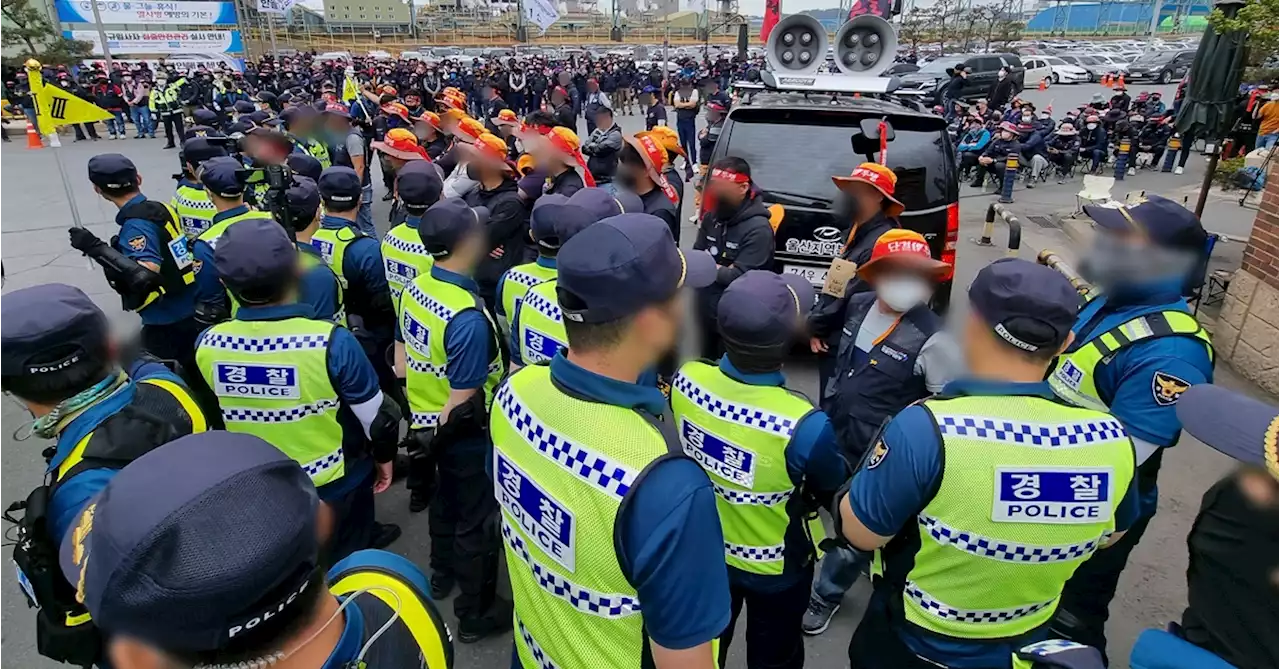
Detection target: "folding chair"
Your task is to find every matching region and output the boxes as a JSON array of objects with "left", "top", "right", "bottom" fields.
[{"left": 1075, "top": 175, "right": 1115, "bottom": 212}]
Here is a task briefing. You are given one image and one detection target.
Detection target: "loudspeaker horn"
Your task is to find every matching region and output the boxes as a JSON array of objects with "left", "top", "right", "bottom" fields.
[
  {"left": 832, "top": 15, "right": 899, "bottom": 77},
  {"left": 764, "top": 14, "right": 829, "bottom": 76}
]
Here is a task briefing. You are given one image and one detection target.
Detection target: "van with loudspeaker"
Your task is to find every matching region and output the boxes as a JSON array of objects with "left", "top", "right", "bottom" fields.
[{"left": 711, "top": 14, "right": 959, "bottom": 310}]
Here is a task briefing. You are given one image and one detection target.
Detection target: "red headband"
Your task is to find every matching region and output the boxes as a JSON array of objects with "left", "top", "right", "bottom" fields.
[{"left": 711, "top": 168, "right": 749, "bottom": 184}]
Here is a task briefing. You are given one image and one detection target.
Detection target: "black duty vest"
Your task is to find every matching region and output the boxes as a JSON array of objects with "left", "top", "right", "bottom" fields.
[{"left": 830, "top": 293, "right": 940, "bottom": 460}]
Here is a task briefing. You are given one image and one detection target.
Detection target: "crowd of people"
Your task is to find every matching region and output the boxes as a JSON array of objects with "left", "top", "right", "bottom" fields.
[{"left": 0, "top": 47, "right": 1275, "bottom": 669}]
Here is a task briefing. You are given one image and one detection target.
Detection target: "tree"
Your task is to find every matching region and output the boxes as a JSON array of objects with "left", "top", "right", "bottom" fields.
[
  {"left": 899, "top": 10, "right": 929, "bottom": 53},
  {"left": 1207, "top": 0, "right": 1279, "bottom": 63},
  {"left": 1, "top": 0, "right": 93, "bottom": 67}
]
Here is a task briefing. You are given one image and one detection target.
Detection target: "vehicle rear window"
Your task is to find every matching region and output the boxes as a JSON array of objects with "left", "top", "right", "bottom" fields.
[{"left": 720, "top": 109, "right": 956, "bottom": 211}]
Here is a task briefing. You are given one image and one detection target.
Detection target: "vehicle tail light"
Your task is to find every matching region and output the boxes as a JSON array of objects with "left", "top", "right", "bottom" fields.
[{"left": 941, "top": 202, "right": 959, "bottom": 281}]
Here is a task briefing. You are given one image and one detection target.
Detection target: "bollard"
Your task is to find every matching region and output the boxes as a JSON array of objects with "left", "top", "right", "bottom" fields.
[
  {"left": 1161, "top": 134, "right": 1182, "bottom": 173},
  {"left": 1114, "top": 140, "right": 1131, "bottom": 181},
  {"left": 1038, "top": 250, "right": 1101, "bottom": 305},
  {"left": 999, "top": 153, "right": 1019, "bottom": 204},
  {"left": 976, "top": 203, "right": 1023, "bottom": 257}
]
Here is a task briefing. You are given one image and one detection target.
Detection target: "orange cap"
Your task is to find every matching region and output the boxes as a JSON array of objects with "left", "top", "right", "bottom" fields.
[
  {"left": 639, "top": 126, "right": 685, "bottom": 157},
  {"left": 491, "top": 109, "right": 520, "bottom": 127},
  {"left": 516, "top": 153, "right": 536, "bottom": 175},
  {"left": 454, "top": 117, "right": 487, "bottom": 144},
  {"left": 857, "top": 229, "right": 949, "bottom": 278},
  {"left": 380, "top": 102, "right": 410, "bottom": 122},
  {"left": 467, "top": 132, "right": 514, "bottom": 171},
  {"left": 371, "top": 127, "right": 428, "bottom": 161},
  {"left": 624, "top": 133, "right": 679, "bottom": 205},
  {"left": 545, "top": 127, "right": 596, "bottom": 188},
  {"left": 413, "top": 110, "right": 442, "bottom": 131},
  {"left": 832, "top": 162, "right": 905, "bottom": 218}
]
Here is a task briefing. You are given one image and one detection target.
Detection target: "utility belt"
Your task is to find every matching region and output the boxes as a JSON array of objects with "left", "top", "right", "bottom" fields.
[
  {"left": 402, "top": 391, "right": 489, "bottom": 492},
  {"left": 5, "top": 483, "right": 102, "bottom": 668}
]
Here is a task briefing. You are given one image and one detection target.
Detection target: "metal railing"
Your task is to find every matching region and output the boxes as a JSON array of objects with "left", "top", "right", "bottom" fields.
[{"left": 975, "top": 202, "right": 1022, "bottom": 258}]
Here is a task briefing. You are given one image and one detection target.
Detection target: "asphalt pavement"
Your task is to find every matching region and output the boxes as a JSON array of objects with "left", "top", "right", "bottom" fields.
[{"left": 0, "top": 79, "right": 1269, "bottom": 669}]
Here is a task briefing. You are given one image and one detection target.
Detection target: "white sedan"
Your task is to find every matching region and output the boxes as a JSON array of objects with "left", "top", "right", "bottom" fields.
[{"left": 1039, "top": 56, "right": 1091, "bottom": 84}]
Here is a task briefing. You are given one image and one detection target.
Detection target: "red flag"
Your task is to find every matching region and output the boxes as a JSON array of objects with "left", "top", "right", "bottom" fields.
[
  {"left": 878, "top": 119, "right": 888, "bottom": 165},
  {"left": 761, "top": 0, "right": 781, "bottom": 42}
]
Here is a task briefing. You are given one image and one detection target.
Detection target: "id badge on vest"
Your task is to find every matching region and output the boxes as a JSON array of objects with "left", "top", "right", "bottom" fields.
[
  {"left": 168, "top": 236, "right": 194, "bottom": 270},
  {"left": 312, "top": 238, "right": 336, "bottom": 265},
  {"left": 495, "top": 452, "right": 576, "bottom": 571},
  {"left": 386, "top": 258, "right": 419, "bottom": 287},
  {"left": 214, "top": 363, "right": 300, "bottom": 399},
  {"left": 680, "top": 418, "right": 756, "bottom": 487},
  {"left": 402, "top": 312, "right": 431, "bottom": 355},
  {"left": 1053, "top": 359, "right": 1086, "bottom": 391},
  {"left": 993, "top": 467, "right": 1114, "bottom": 524},
  {"left": 524, "top": 328, "right": 565, "bottom": 365}
]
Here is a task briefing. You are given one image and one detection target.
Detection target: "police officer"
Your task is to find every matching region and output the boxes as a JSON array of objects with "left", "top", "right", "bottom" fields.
[
  {"left": 692, "top": 157, "right": 775, "bottom": 359},
  {"left": 149, "top": 71, "right": 185, "bottom": 149},
  {"left": 804, "top": 229, "right": 961, "bottom": 635},
  {"left": 195, "top": 219, "right": 402, "bottom": 560},
  {"left": 835, "top": 258, "right": 1140, "bottom": 669},
  {"left": 171, "top": 137, "right": 226, "bottom": 239},
  {"left": 280, "top": 177, "right": 346, "bottom": 323},
  {"left": 381, "top": 161, "right": 445, "bottom": 304},
  {"left": 81, "top": 154, "right": 223, "bottom": 395},
  {"left": 195, "top": 155, "right": 276, "bottom": 248},
  {"left": 492, "top": 213, "right": 731, "bottom": 669},
  {"left": 240, "top": 126, "right": 294, "bottom": 209},
  {"left": 808, "top": 162, "right": 904, "bottom": 419},
  {"left": 1049, "top": 195, "right": 1215, "bottom": 663},
  {"left": 1, "top": 284, "right": 206, "bottom": 667},
  {"left": 279, "top": 105, "right": 332, "bottom": 168},
  {"left": 394, "top": 198, "right": 505, "bottom": 640},
  {"left": 505, "top": 189, "right": 639, "bottom": 370},
  {"left": 60, "top": 432, "right": 452, "bottom": 669},
  {"left": 670, "top": 270, "right": 848, "bottom": 669},
  {"left": 617, "top": 131, "right": 681, "bottom": 239}
]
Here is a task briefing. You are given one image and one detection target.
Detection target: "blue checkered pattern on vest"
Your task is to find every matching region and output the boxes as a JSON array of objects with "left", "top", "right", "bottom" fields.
[
  {"left": 904, "top": 580, "right": 1055, "bottom": 624},
  {"left": 383, "top": 232, "right": 426, "bottom": 255},
  {"left": 508, "top": 269, "right": 547, "bottom": 289},
  {"left": 406, "top": 281, "right": 458, "bottom": 322},
  {"left": 496, "top": 385, "right": 636, "bottom": 500},
  {"left": 934, "top": 415, "right": 1127, "bottom": 448},
  {"left": 918, "top": 515, "right": 1105, "bottom": 563},
  {"left": 524, "top": 289, "right": 562, "bottom": 323},
  {"left": 724, "top": 541, "right": 786, "bottom": 562},
  {"left": 223, "top": 398, "right": 341, "bottom": 423},
  {"left": 407, "top": 356, "right": 447, "bottom": 378},
  {"left": 502, "top": 521, "right": 641, "bottom": 618},
  {"left": 302, "top": 451, "right": 343, "bottom": 478},
  {"left": 671, "top": 374, "right": 799, "bottom": 436},
  {"left": 517, "top": 614, "right": 560, "bottom": 669},
  {"left": 711, "top": 480, "right": 793, "bottom": 506},
  {"left": 202, "top": 333, "right": 330, "bottom": 353},
  {"left": 412, "top": 410, "right": 440, "bottom": 428}
]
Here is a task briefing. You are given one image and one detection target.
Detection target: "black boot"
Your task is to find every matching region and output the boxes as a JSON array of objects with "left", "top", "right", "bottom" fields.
[
  {"left": 409, "top": 489, "right": 430, "bottom": 513},
  {"left": 370, "top": 522, "right": 402, "bottom": 549},
  {"left": 457, "top": 612, "right": 511, "bottom": 644},
  {"left": 430, "top": 571, "right": 456, "bottom": 599},
  {"left": 969, "top": 175, "right": 985, "bottom": 188}
]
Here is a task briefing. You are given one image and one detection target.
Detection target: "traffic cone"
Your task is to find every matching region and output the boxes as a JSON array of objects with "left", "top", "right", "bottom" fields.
[
  {"left": 24, "top": 121, "right": 42, "bottom": 150},
  {"left": 1116, "top": 74, "right": 1125, "bottom": 88},
  {"left": 1101, "top": 73, "right": 1111, "bottom": 88},
  {"left": 1039, "top": 78, "right": 1048, "bottom": 91}
]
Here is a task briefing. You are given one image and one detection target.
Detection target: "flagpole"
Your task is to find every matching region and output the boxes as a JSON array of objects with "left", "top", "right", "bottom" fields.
[
  {"left": 53, "top": 145, "right": 86, "bottom": 228},
  {"left": 87, "top": 0, "right": 115, "bottom": 70}
]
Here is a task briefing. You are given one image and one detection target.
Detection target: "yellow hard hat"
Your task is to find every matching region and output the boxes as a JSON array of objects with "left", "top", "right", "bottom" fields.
[{"left": 24, "top": 58, "right": 41, "bottom": 70}]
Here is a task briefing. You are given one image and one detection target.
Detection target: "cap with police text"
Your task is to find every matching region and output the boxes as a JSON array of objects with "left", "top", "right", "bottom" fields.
[
  {"left": 557, "top": 213, "right": 717, "bottom": 324},
  {"left": 317, "top": 166, "right": 362, "bottom": 207},
  {"left": 718, "top": 270, "right": 814, "bottom": 347},
  {"left": 1, "top": 284, "right": 108, "bottom": 377},
  {"left": 213, "top": 217, "right": 297, "bottom": 299},
  {"left": 1177, "top": 384, "right": 1279, "bottom": 478},
  {"left": 198, "top": 156, "right": 247, "bottom": 198},
  {"left": 181, "top": 137, "right": 228, "bottom": 167},
  {"left": 1083, "top": 193, "right": 1208, "bottom": 252},
  {"left": 396, "top": 161, "right": 444, "bottom": 209},
  {"left": 419, "top": 198, "right": 488, "bottom": 257},
  {"left": 968, "top": 258, "right": 1078, "bottom": 353},
  {"left": 87, "top": 154, "right": 139, "bottom": 190},
  {"left": 60, "top": 432, "right": 320, "bottom": 653}
]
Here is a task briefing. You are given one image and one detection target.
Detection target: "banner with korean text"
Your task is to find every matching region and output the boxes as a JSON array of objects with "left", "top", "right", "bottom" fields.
[
  {"left": 65, "top": 30, "right": 243, "bottom": 55},
  {"left": 55, "top": 1, "right": 238, "bottom": 25}
]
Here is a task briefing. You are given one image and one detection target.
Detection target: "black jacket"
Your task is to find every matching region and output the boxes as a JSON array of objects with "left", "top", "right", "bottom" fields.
[
  {"left": 692, "top": 194, "right": 775, "bottom": 318},
  {"left": 544, "top": 169, "right": 585, "bottom": 197},
  {"left": 553, "top": 102, "right": 576, "bottom": 130},
  {"left": 987, "top": 77, "right": 1015, "bottom": 110},
  {"left": 465, "top": 179, "right": 529, "bottom": 289},
  {"left": 807, "top": 211, "right": 900, "bottom": 345},
  {"left": 942, "top": 73, "right": 967, "bottom": 101}
]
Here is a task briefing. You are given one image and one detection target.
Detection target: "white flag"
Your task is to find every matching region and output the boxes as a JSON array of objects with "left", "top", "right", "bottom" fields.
[
  {"left": 523, "top": 0, "right": 559, "bottom": 33},
  {"left": 257, "top": 0, "right": 295, "bottom": 14}
]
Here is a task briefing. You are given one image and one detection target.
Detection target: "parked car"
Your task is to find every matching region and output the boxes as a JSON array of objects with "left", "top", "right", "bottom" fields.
[
  {"left": 1059, "top": 54, "right": 1106, "bottom": 82},
  {"left": 1021, "top": 57, "right": 1054, "bottom": 86},
  {"left": 897, "top": 53, "right": 1025, "bottom": 105},
  {"left": 1089, "top": 53, "right": 1130, "bottom": 75},
  {"left": 1038, "top": 56, "right": 1090, "bottom": 84},
  {"left": 1124, "top": 49, "right": 1197, "bottom": 84}
]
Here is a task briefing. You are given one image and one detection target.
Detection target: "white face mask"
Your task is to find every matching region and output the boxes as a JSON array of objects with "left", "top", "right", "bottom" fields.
[
  {"left": 1022, "top": 115, "right": 1033, "bottom": 122},
  {"left": 876, "top": 276, "right": 932, "bottom": 312},
  {"left": 1087, "top": 123, "right": 1098, "bottom": 130}
]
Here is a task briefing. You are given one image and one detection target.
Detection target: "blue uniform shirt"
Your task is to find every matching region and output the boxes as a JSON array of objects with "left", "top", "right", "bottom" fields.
[
  {"left": 321, "top": 215, "right": 390, "bottom": 302},
  {"left": 202, "top": 303, "right": 380, "bottom": 500},
  {"left": 115, "top": 193, "right": 200, "bottom": 325},
  {"left": 506, "top": 353, "right": 731, "bottom": 666},
  {"left": 504, "top": 256, "right": 557, "bottom": 367},
  {"left": 46, "top": 361, "right": 187, "bottom": 543},
  {"left": 395, "top": 265, "right": 494, "bottom": 390},
  {"left": 1067, "top": 280, "right": 1213, "bottom": 515},
  {"left": 210, "top": 203, "right": 251, "bottom": 226},
  {"left": 847, "top": 378, "right": 1140, "bottom": 669},
  {"left": 714, "top": 357, "right": 849, "bottom": 592},
  {"left": 296, "top": 241, "right": 343, "bottom": 322}
]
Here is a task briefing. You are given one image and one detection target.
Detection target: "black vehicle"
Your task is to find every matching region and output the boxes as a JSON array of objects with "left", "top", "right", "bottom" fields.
[
  {"left": 897, "top": 53, "right": 1026, "bottom": 105},
  {"left": 1124, "top": 50, "right": 1196, "bottom": 84},
  {"left": 707, "top": 92, "right": 959, "bottom": 310}
]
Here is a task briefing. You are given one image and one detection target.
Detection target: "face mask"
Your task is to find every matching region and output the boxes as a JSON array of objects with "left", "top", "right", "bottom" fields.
[
  {"left": 465, "top": 164, "right": 482, "bottom": 181},
  {"left": 1079, "top": 233, "right": 1196, "bottom": 291},
  {"left": 1022, "top": 115, "right": 1033, "bottom": 122},
  {"left": 713, "top": 195, "right": 741, "bottom": 220},
  {"left": 1087, "top": 123, "right": 1098, "bottom": 130},
  {"left": 876, "top": 276, "right": 932, "bottom": 312},
  {"left": 832, "top": 192, "right": 860, "bottom": 223}
]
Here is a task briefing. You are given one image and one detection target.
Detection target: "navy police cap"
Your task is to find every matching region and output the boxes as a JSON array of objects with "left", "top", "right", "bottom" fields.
[{"left": 1, "top": 284, "right": 108, "bottom": 377}]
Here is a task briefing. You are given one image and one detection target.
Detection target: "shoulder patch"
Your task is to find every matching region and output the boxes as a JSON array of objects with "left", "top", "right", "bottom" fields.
[
  {"left": 1151, "top": 371, "right": 1191, "bottom": 406},
  {"left": 867, "top": 439, "right": 889, "bottom": 469},
  {"left": 127, "top": 235, "right": 148, "bottom": 251}
]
